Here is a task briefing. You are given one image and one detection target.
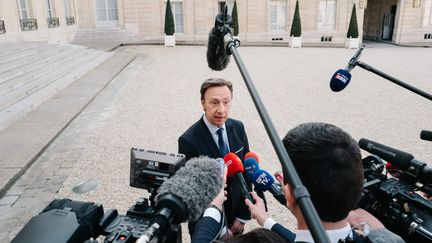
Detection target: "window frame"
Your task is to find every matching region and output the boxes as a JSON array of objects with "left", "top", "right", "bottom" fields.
[
  {"left": 318, "top": 0, "right": 337, "bottom": 31},
  {"left": 269, "top": 0, "right": 287, "bottom": 32}
]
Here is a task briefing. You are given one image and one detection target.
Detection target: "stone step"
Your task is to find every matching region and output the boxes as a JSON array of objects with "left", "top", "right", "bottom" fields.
[
  {"left": 0, "top": 42, "right": 45, "bottom": 58},
  {"left": 73, "top": 28, "right": 139, "bottom": 43},
  {"left": 0, "top": 44, "right": 87, "bottom": 73},
  {"left": 0, "top": 51, "right": 113, "bottom": 131},
  {"left": 0, "top": 48, "right": 100, "bottom": 111},
  {"left": 0, "top": 48, "right": 91, "bottom": 97},
  {"left": 0, "top": 46, "right": 86, "bottom": 86},
  {"left": 0, "top": 46, "right": 62, "bottom": 74},
  {"left": 0, "top": 43, "right": 51, "bottom": 65}
]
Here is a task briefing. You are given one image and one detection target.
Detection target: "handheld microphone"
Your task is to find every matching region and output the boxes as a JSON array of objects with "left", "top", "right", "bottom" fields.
[
  {"left": 223, "top": 153, "right": 255, "bottom": 203},
  {"left": 358, "top": 138, "right": 432, "bottom": 177},
  {"left": 206, "top": 4, "right": 232, "bottom": 71},
  {"left": 244, "top": 151, "right": 260, "bottom": 162},
  {"left": 244, "top": 157, "right": 260, "bottom": 180},
  {"left": 137, "top": 156, "right": 224, "bottom": 242},
  {"left": 420, "top": 130, "right": 432, "bottom": 142},
  {"left": 330, "top": 45, "right": 365, "bottom": 92},
  {"left": 252, "top": 169, "right": 287, "bottom": 206}
]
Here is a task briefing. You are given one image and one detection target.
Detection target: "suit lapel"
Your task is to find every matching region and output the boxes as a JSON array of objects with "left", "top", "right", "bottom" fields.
[{"left": 198, "top": 118, "right": 221, "bottom": 158}]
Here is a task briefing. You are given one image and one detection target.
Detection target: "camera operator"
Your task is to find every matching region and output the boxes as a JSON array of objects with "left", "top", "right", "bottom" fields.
[
  {"left": 245, "top": 122, "right": 405, "bottom": 242},
  {"left": 192, "top": 165, "right": 229, "bottom": 243}
]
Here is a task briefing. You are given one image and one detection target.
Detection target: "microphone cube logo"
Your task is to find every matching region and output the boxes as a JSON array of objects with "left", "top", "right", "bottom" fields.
[
  {"left": 335, "top": 73, "right": 349, "bottom": 83},
  {"left": 255, "top": 172, "right": 270, "bottom": 185}
]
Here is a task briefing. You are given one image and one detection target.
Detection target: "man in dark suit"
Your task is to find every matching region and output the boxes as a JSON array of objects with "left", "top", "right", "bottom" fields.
[
  {"left": 245, "top": 123, "right": 404, "bottom": 243},
  {"left": 178, "top": 78, "right": 250, "bottom": 236}
]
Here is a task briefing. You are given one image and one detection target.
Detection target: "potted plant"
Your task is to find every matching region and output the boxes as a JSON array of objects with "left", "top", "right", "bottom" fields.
[
  {"left": 164, "top": 0, "right": 175, "bottom": 47},
  {"left": 346, "top": 4, "right": 359, "bottom": 49},
  {"left": 290, "top": 0, "right": 302, "bottom": 48},
  {"left": 232, "top": 0, "right": 239, "bottom": 38}
]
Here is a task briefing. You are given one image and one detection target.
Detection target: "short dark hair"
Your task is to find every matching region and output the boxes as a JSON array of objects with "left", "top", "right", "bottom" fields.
[
  {"left": 223, "top": 228, "right": 287, "bottom": 243},
  {"left": 282, "top": 122, "right": 363, "bottom": 222},
  {"left": 200, "top": 78, "right": 233, "bottom": 101}
]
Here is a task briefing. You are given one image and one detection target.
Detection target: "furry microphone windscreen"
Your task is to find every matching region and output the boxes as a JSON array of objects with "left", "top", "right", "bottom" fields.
[
  {"left": 206, "top": 27, "right": 230, "bottom": 71},
  {"left": 156, "top": 156, "right": 224, "bottom": 221}
]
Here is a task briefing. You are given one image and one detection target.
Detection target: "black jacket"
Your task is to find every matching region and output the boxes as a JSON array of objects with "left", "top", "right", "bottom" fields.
[{"left": 178, "top": 117, "right": 251, "bottom": 226}]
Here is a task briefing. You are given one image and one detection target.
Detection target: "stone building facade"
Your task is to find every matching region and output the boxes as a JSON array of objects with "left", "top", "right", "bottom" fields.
[{"left": 1, "top": 0, "right": 431, "bottom": 46}]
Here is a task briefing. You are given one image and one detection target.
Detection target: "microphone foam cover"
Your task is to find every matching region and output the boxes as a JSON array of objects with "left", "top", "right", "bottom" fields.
[
  {"left": 252, "top": 169, "right": 275, "bottom": 191},
  {"left": 223, "top": 152, "right": 244, "bottom": 177},
  {"left": 244, "top": 151, "right": 260, "bottom": 162},
  {"left": 244, "top": 157, "right": 260, "bottom": 178},
  {"left": 206, "top": 27, "right": 230, "bottom": 71},
  {"left": 330, "top": 69, "right": 351, "bottom": 92},
  {"left": 156, "top": 156, "right": 224, "bottom": 221}
]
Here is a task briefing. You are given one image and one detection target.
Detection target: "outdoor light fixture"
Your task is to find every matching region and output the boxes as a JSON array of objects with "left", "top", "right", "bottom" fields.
[{"left": 413, "top": 0, "right": 421, "bottom": 8}]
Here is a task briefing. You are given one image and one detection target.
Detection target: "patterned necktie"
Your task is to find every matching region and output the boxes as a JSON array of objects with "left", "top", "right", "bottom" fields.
[{"left": 217, "top": 128, "right": 229, "bottom": 157}]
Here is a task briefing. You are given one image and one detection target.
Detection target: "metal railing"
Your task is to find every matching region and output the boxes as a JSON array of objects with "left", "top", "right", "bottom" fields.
[
  {"left": 47, "top": 17, "right": 60, "bottom": 28},
  {"left": 20, "top": 18, "right": 38, "bottom": 31},
  {"left": 66, "top": 16, "right": 75, "bottom": 25},
  {"left": 0, "top": 20, "right": 5, "bottom": 34}
]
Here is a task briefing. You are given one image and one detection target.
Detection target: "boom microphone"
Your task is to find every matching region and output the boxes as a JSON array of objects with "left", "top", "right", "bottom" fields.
[
  {"left": 223, "top": 153, "right": 254, "bottom": 203},
  {"left": 137, "top": 156, "right": 224, "bottom": 242},
  {"left": 252, "top": 169, "right": 287, "bottom": 206},
  {"left": 358, "top": 138, "right": 432, "bottom": 177},
  {"left": 206, "top": 5, "right": 232, "bottom": 71},
  {"left": 420, "top": 130, "right": 432, "bottom": 142},
  {"left": 330, "top": 45, "right": 365, "bottom": 92}
]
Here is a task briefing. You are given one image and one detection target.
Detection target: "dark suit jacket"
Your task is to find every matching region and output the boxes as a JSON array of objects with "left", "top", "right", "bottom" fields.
[
  {"left": 191, "top": 219, "right": 296, "bottom": 243},
  {"left": 191, "top": 217, "right": 222, "bottom": 243},
  {"left": 271, "top": 223, "right": 296, "bottom": 242},
  {"left": 178, "top": 117, "right": 251, "bottom": 226}
]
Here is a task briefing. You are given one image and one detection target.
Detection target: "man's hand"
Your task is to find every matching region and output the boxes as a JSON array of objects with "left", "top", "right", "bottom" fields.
[
  {"left": 211, "top": 183, "right": 227, "bottom": 211},
  {"left": 348, "top": 208, "right": 384, "bottom": 230},
  {"left": 245, "top": 192, "right": 268, "bottom": 226},
  {"left": 230, "top": 219, "right": 245, "bottom": 235},
  {"left": 211, "top": 163, "right": 228, "bottom": 210}
]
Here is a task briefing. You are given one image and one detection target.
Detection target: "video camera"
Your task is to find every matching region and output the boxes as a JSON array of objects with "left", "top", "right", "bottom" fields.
[
  {"left": 359, "top": 140, "right": 432, "bottom": 242},
  {"left": 12, "top": 148, "right": 186, "bottom": 243}
]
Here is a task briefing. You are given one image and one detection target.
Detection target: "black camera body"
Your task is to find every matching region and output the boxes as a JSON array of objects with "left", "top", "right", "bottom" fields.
[
  {"left": 12, "top": 148, "right": 186, "bottom": 243},
  {"left": 359, "top": 155, "right": 432, "bottom": 242}
]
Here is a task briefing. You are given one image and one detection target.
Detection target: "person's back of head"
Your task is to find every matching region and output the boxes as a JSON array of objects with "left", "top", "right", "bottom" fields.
[
  {"left": 223, "top": 228, "right": 287, "bottom": 243},
  {"left": 282, "top": 122, "right": 364, "bottom": 222}
]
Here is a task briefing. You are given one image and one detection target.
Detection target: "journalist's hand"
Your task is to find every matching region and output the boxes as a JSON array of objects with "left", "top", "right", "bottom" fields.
[
  {"left": 230, "top": 219, "right": 245, "bottom": 235},
  {"left": 245, "top": 192, "right": 268, "bottom": 226},
  {"left": 348, "top": 208, "right": 384, "bottom": 230},
  {"left": 211, "top": 183, "right": 227, "bottom": 211}
]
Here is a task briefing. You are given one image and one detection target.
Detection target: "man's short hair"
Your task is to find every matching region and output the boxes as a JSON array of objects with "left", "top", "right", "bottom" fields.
[
  {"left": 200, "top": 78, "right": 233, "bottom": 100},
  {"left": 282, "top": 122, "right": 364, "bottom": 222}
]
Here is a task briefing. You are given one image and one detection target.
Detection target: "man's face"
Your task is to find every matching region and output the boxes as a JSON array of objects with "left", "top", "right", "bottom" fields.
[{"left": 201, "top": 86, "right": 232, "bottom": 127}]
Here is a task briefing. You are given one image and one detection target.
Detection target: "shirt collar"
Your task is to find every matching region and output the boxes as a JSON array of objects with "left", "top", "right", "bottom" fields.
[
  {"left": 203, "top": 115, "right": 226, "bottom": 135},
  {"left": 295, "top": 224, "right": 352, "bottom": 243}
]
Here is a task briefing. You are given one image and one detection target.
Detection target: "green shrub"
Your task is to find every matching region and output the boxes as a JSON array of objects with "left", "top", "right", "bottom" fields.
[
  {"left": 347, "top": 4, "right": 359, "bottom": 38},
  {"left": 290, "top": 0, "right": 302, "bottom": 37},
  {"left": 164, "top": 0, "right": 175, "bottom": 35},
  {"left": 232, "top": 1, "right": 239, "bottom": 36}
]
